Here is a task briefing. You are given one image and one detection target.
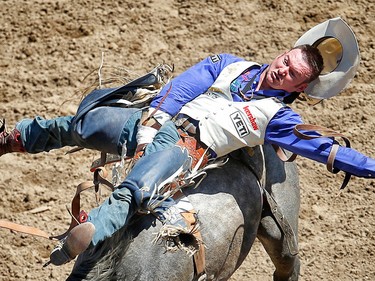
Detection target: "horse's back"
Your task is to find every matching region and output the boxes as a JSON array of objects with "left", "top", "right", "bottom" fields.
[
  {"left": 68, "top": 156, "right": 263, "bottom": 281},
  {"left": 186, "top": 157, "right": 263, "bottom": 279}
]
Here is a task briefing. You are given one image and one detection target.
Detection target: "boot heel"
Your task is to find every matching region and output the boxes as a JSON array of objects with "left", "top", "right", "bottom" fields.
[{"left": 49, "top": 222, "right": 95, "bottom": 266}]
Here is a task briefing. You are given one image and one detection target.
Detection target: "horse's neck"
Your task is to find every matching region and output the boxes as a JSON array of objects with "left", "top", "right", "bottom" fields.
[{"left": 229, "top": 146, "right": 265, "bottom": 183}]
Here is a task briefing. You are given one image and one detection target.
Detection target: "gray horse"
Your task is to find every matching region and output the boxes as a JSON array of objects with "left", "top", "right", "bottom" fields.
[{"left": 67, "top": 144, "right": 300, "bottom": 281}]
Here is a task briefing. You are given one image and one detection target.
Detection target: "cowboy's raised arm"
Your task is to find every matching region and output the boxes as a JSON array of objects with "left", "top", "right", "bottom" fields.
[{"left": 266, "top": 108, "right": 375, "bottom": 178}]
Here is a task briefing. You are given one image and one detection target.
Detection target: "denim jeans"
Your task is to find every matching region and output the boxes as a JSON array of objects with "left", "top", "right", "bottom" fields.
[
  {"left": 16, "top": 108, "right": 185, "bottom": 246},
  {"left": 16, "top": 107, "right": 142, "bottom": 156},
  {"left": 86, "top": 121, "right": 184, "bottom": 246},
  {"left": 16, "top": 116, "right": 77, "bottom": 153}
]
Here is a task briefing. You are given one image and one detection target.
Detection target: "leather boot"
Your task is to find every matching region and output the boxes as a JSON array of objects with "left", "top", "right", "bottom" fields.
[
  {"left": 49, "top": 222, "right": 95, "bottom": 266},
  {"left": 0, "top": 119, "right": 25, "bottom": 156}
]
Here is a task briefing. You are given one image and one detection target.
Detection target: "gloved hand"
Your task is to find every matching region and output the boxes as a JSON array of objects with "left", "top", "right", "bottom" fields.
[
  {"left": 134, "top": 125, "right": 158, "bottom": 160},
  {"left": 134, "top": 109, "right": 172, "bottom": 159},
  {"left": 136, "top": 125, "right": 158, "bottom": 145}
]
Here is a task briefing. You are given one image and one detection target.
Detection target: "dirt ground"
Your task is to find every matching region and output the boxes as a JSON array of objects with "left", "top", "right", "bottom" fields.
[{"left": 0, "top": 0, "right": 374, "bottom": 280}]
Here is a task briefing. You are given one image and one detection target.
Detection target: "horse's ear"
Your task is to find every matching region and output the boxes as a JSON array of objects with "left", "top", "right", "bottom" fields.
[{"left": 283, "top": 92, "right": 301, "bottom": 104}]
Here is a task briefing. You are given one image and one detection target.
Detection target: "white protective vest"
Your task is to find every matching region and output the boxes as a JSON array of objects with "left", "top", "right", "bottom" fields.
[{"left": 179, "top": 61, "right": 285, "bottom": 157}]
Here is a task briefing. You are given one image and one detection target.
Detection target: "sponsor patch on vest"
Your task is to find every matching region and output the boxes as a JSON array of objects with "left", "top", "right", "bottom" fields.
[
  {"left": 243, "top": 105, "right": 259, "bottom": 130},
  {"left": 230, "top": 111, "right": 250, "bottom": 137},
  {"left": 210, "top": 54, "right": 221, "bottom": 63}
]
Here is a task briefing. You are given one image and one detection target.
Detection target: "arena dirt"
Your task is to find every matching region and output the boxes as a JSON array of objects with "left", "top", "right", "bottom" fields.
[{"left": 0, "top": 0, "right": 374, "bottom": 280}]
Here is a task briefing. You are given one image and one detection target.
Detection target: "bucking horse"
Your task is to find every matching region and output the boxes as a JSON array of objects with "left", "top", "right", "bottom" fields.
[
  {"left": 0, "top": 64, "right": 300, "bottom": 281},
  {"left": 67, "top": 143, "right": 300, "bottom": 281},
  {"left": 60, "top": 63, "right": 301, "bottom": 281}
]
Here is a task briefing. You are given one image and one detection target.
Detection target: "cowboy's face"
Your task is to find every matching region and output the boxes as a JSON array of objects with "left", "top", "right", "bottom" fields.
[{"left": 264, "top": 48, "right": 311, "bottom": 93}]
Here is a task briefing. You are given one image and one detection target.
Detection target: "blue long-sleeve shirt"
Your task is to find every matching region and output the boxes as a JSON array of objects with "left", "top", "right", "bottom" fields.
[{"left": 151, "top": 54, "right": 375, "bottom": 178}]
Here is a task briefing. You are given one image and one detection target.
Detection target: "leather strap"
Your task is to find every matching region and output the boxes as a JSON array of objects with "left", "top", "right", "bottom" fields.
[
  {"left": 0, "top": 164, "right": 114, "bottom": 241},
  {"left": 142, "top": 115, "right": 162, "bottom": 130},
  {"left": 180, "top": 211, "right": 206, "bottom": 280},
  {"left": 180, "top": 118, "right": 197, "bottom": 135},
  {"left": 293, "top": 124, "right": 351, "bottom": 147},
  {"left": 293, "top": 124, "right": 352, "bottom": 189},
  {"left": 51, "top": 166, "right": 114, "bottom": 240},
  {"left": 134, "top": 95, "right": 167, "bottom": 160},
  {"left": 90, "top": 153, "right": 123, "bottom": 172},
  {"left": 142, "top": 83, "right": 173, "bottom": 126},
  {"left": 0, "top": 219, "right": 53, "bottom": 240},
  {"left": 272, "top": 144, "right": 298, "bottom": 162},
  {"left": 274, "top": 123, "right": 351, "bottom": 163},
  {"left": 327, "top": 143, "right": 339, "bottom": 173},
  {"left": 263, "top": 188, "right": 298, "bottom": 256},
  {"left": 273, "top": 123, "right": 352, "bottom": 189},
  {"left": 170, "top": 190, "right": 206, "bottom": 279}
]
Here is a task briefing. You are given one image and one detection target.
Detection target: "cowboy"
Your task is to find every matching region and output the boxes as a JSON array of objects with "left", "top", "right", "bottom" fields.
[{"left": 0, "top": 18, "right": 368, "bottom": 266}]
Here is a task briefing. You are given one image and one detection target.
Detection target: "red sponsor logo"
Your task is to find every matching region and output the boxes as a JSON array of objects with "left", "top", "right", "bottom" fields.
[{"left": 243, "top": 106, "right": 259, "bottom": 130}]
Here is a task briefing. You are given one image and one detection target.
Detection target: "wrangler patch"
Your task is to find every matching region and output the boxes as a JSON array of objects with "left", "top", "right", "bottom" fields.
[
  {"left": 210, "top": 54, "right": 221, "bottom": 63},
  {"left": 243, "top": 105, "right": 259, "bottom": 130},
  {"left": 230, "top": 111, "right": 250, "bottom": 137}
]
